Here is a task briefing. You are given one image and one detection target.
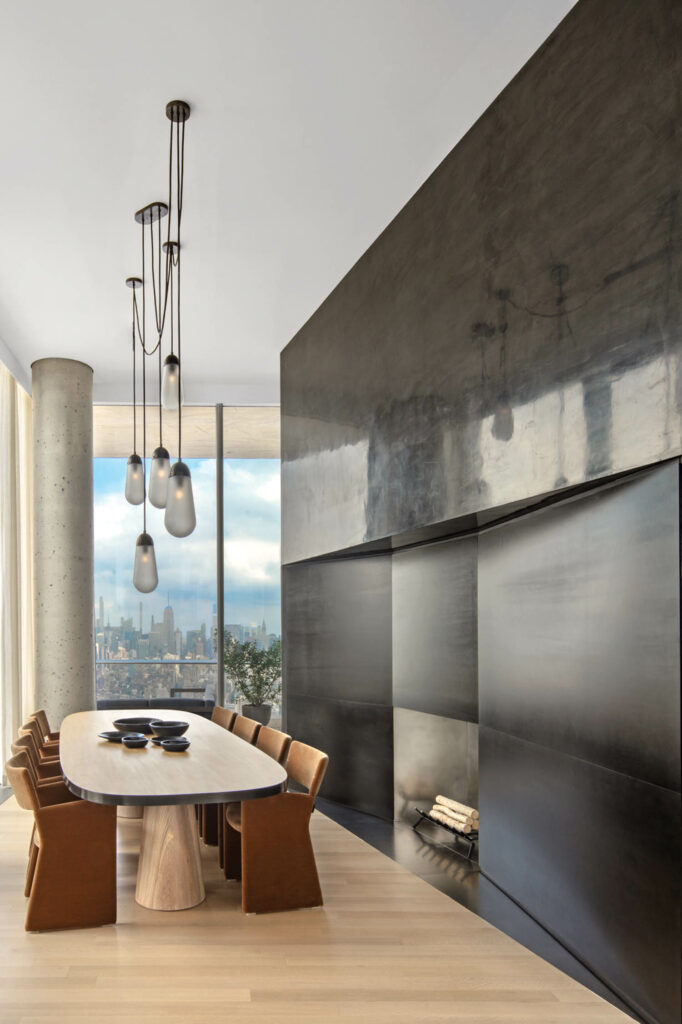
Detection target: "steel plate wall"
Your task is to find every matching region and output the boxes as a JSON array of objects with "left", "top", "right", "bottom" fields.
[
  {"left": 283, "top": 555, "right": 394, "bottom": 819},
  {"left": 478, "top": 464, "right": 682, "bottom": 1024},
  {"left": 281, "top": 0, "right": 682, "bottom": 566},
  {"left": 392, "top": 536, "right": 478, "bottom": 721}
]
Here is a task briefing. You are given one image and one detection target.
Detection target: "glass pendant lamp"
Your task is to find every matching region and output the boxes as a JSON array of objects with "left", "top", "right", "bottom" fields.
[
  {"left": 133, "top": 532, "right": 158, "bottom": 592},
  {"left": 125, "top": 454, "right": 145, "bottom": 504},
  {"left": 161, "top": 354, "right": 183, "bottom": 410},
  {"left": 149, "top": 445, "right": 170, "bottom": 508},
  {"left": 164, "top": 461, "right": 196, "bottom": 537}
]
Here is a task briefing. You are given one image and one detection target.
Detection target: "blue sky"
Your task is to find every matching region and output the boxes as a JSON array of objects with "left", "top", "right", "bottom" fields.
[{"left": 94, "top": 458, "right": 281, "bottom": 636}]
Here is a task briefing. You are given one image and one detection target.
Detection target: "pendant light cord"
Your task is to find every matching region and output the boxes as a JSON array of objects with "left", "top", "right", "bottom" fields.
[
  {"left": 132, "top": 292, "right": 137, "bottom": 454},
  {"left": 176, "top": 117, "right": 185, "bottom": 462},
  {"left": 142, "top": 312, "right": 147, "bottom": 535}
]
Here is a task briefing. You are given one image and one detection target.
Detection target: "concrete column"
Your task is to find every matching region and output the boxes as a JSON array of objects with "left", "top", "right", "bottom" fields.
[{"left": 32, "top": 358, "right": 94, "bottom": 728}]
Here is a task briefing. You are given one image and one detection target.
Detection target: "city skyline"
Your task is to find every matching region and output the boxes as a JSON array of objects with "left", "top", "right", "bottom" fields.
[{"left": 94, "top": 457, "right": 281, "bottom": 636}]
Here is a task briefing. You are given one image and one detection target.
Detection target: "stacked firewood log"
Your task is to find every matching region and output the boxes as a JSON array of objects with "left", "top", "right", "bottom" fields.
[{"left": 428, "top": 795, "right": 479, "bottom": 833}]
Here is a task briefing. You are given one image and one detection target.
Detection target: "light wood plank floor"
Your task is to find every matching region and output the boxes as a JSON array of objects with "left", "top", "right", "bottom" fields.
[{"left": 0, "top": 796, "right": 632, "bottom": 1024}]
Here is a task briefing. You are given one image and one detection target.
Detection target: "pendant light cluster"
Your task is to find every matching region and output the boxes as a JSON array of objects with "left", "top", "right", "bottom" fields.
[{"left": 125, "top": 100, "right": 196, "bottom": 594}]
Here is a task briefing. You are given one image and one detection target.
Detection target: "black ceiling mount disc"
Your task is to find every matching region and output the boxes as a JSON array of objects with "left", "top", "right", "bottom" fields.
[
  {"left": 134, "top": 201, "right": 169, "bottom": 225},
  {"left": 166, "top": 100, "right": 190, "bottom": 123},
  {"left": 162, "top": 240, "right": 179, "bottom": 254},
  {"left": 125, "top": 276, "right": 143, "bottom": 289}
]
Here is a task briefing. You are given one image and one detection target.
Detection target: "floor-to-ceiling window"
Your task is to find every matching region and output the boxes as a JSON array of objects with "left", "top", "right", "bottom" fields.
[
  {"left": 92, "top": 405, "right": 280, "bottom": 708},
  {"left": 223, "top": 457, "right": 281, "bottom": 719},
  {"left": 94, "top": 457, "right": 218, "bottom": 702}
]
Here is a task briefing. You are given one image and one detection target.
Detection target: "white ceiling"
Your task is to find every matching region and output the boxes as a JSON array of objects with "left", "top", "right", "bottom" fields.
[{"left": 0, "top": 0, "right": 575, "bottom": 404}]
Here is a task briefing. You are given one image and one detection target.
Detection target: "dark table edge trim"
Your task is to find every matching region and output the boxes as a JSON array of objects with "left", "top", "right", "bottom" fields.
[{"left": 63, "top": 778, "right": 287, "bottom": 807}]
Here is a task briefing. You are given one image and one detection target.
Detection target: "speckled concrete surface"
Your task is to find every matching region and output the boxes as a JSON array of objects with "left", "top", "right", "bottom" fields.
[{"left": 32, "top": 357, "right": 94, "bottom": 727}]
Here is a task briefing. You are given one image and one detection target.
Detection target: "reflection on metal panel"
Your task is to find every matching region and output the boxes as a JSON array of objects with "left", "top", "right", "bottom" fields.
[
  {"left": 479, "top": 727, "right": 681, "bottom": 1024},
  {"left": 281, "top": 0, "right": 682, "bottom": 564},
  {"left": 393, "top": 708, "right": 478, "bottom": 824},
  {"left": 478, "top": 462, "right": 681, "bottom": 792},
  {"left": 392, "top": 536, "right": 477, "bottom": 722}
]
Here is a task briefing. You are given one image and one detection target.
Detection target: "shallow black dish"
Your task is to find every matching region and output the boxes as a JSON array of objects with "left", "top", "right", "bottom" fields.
[
  {"left": 150, "top": 720, "right": 189, "bottom": 738},
  {"left": 113, "top": 716, "right": 155, "bottom": 734},
  {"left": 150, "top": 736, "right": 165, "bottom": 746},
  {"left": 161, "top": 737, "right": 190, "bottom": 752},
  {"left": 121, "top": 734, "right": 149, "bottom": 749},
  {"left": 98, "top": 730, "right": 130, "bottom": 743}
]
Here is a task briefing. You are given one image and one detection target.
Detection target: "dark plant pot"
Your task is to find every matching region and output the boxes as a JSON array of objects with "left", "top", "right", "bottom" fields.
[{"left": 242, "top": 703, "right": 271, "bottom": 726}]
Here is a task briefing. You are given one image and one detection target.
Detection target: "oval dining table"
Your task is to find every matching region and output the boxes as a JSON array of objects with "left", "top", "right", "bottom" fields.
[{"left": 60, "top": 708, "right": 287, "bottom": 912}]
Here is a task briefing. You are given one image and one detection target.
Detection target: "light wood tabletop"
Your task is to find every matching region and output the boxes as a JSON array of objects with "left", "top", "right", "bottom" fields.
[
  {"left": 60, "top": 708, "right": 287, "bottom": 911},
  {"left": 60, "top": 708, "right": 287, "bottom": 806}
]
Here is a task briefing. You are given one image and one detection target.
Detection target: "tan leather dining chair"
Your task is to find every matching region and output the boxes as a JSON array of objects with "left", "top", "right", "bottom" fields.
[
  {"left": 200, "top": 707, "right": 238, "bottom": 846},
  {"left": 7, "top": 750, "right": 79, "bottom": 897},
  {"left": 6, "top": 752, "right": 116, "bottom": 931},
  {"left": 211, "top": 706, "right": 237, "bottom": 731},
  {"left": 20, "top": 719, "right": 60, "bottom": 759},
  {"left": 217, "top": 726, "right": 292, "bottom": 871},
  {"left": 11, "top": 734, "right": 62, "bottom": 780},
  {"left": 255, "top": 725, "right": 291, "bottom": 766},
  {"left": 29, "top": 709, "right": 60, "bottom": 743},
  {"left": 224, "top": 740, "right": 329, "bottom": 913},
  {"left": 232, "top": 715, "right": 261, "bottom": 745},
  {"left": 5, "top": 752, "right": 116, "bottom": 930}
]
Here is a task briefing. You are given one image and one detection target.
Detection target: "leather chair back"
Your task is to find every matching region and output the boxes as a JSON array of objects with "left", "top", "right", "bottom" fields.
[
  {"left": 256, "top": 726, "right": 291, "bottom": 766},
  {"left": 232, "top": 715, "right": 261, "bottom": 744},
  {"left": 211, "top": 706, "right": 237, "bottom": 731},
  {"left": 30, "top": 709, "right": 52, "bottom": 740},
  {"left": 286, "top": 741, "right": 329, "bottom": 800},
  {"left": 5, "top": 754, "right": 39, "bottom": 811}
]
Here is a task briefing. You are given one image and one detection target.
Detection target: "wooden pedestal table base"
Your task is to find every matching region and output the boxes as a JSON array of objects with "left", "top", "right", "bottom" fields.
[{"left": 136, "top": 804, "right": 205, "bottom": 911}]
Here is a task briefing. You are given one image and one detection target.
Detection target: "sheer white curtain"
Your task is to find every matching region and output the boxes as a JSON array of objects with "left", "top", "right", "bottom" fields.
[{"left": 0, "top": 361, "right": 34, "bottom": 773}]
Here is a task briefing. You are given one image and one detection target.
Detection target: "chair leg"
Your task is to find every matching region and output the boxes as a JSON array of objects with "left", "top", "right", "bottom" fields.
[
  {"left": 202, "top": 804, "right": 219, "bottom": 846},
  {"left": 223, "top": 816, "right": 242, "bottom": 880},
  {"left": 217, "top": 802, "right": 224, "bottom": 868},
  {"left": 25, "top": 841, "right": 39, "bottom": 897}
]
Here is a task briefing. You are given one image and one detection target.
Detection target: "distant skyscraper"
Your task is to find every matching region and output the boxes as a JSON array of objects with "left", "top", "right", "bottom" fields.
[
  {"left": 163, "top": 602, "right": 175, "bottom": 653},
  {"left": 139, "top": 601, "right": 143, "bottom": 634},
  {"left": 98, "top": 595, "right": 104, "bottom": 630}
]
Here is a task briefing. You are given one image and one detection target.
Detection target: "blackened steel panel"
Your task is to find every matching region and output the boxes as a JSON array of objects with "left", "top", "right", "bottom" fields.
[
  {"left": 392, "top": 536, "right": 478, "bottom": 721},
  {"left": 281, "top": 0, "right": 682, "bottom": 564},
  {"left": 478, "top": 463, "right": 680, "bottom": 793},
  {"left": 286, "top": 694, "right": 394, "bottom": 820},
  {"left": 282, "top": 555, "right": 392, "bottom": 706},
  {"left": 479, "top": 727, "right": 681, "bottom": 1024}
]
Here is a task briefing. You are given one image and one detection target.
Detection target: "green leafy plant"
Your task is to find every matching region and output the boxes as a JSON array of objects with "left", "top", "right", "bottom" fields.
[{"left": 223, "top": 633, "right": 282, "bottom": 706}]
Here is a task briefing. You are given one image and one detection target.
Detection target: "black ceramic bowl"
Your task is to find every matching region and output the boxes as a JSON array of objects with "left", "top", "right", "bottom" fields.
[
  {"left": 150, "top": 720, "right": 189, "bottom": 738},
  {"left": 98, "top": 730, "right": 127, "bottom": 743},
  {"left": 161, "top": 737, "right": 190, "bottom": 752},
  {"left": 113, "top": 717, "right": 155, "bottom": 735},
  {"left": 150, "top": 736, "right": 165, "bottom": 746},
  {"left": 121, "top": 733, "right": 149, "bottom": 749}
]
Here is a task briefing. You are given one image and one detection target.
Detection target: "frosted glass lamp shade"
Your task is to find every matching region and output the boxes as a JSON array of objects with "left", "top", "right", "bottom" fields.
[
  {"left": 125, "top": 454, "right": 145, "bottom": 505},
  {"left": 133, "top": 532, "right": 158, "bottom": 593},
  {"left": 161, "top": 354, "right": 183, "bottom": 411},
  {"left": 148, "top": 445, "right": 171, "bottom": 508},
  {"left": 164, "top": 461, "right": 196, "bottom": 537}
]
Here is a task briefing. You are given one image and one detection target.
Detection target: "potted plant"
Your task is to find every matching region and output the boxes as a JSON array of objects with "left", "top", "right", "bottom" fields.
[{"left": 223, "top": 633, "right": 282, "bottom": 726}]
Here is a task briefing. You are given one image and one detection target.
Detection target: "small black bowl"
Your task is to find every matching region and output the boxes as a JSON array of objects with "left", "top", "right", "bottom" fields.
[
  {"left": 121, "top": 733, "right": 149, "bottom": 749},
  {"left": 150, "top": 736, "right": 165, "bottom": 746},
  {"left": 99, "top": 730, "right": 127, "bottom": 743},
  {"left": 161, "top": 737, "right": 190, "bottom": 752},
  {"left": 150, "top": 720, "right": 189, "bottom": 738},
  {"left": 113, "top": 717, "right": 155, "bottom": 735}
]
